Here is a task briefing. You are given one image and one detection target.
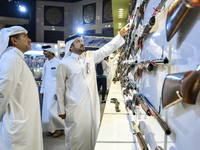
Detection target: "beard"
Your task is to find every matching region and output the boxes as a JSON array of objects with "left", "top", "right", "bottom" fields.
[{"left": 80, "top": 45, "right": 85, "bottom": 51}]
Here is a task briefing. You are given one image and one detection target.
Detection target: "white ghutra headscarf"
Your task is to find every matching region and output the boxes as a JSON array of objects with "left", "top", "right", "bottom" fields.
[
  {"left": 42, "top": 45, "right": 55, "bottom": 55},
  {"left": 0, "top": 26, "right": 27, "bottom": 56},
  {"left": 64, "top": 34, "right": 82, "bottom": 58}
]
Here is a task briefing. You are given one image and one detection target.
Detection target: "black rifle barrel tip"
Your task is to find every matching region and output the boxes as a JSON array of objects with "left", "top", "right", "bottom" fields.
[
  {"left": 166, "top": 128, "right": 171, "bottom": 135},
  {"left": 164, "top": 58, "right": 169, "bottom": 64}
]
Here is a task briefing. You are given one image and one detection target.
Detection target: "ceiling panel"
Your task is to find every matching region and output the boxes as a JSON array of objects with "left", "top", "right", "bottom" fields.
[
  {"left": 112, "top": 0, "right": 131, "bottom": 36},
  {"left": 37, "top": 0, "right": 82, "bottom": 2}
]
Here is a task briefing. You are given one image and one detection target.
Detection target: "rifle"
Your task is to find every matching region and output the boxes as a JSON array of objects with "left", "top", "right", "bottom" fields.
[
  {"left": 123, "top": 81, "right": 138, "bottom": 96},
  {"left": 129, "top": 0, "right": 137, "bottom": 15},
  {"left": 117, "top": 62, "right": 132, "bottom": 81},
  {"left": 152, "top": 0, "right": 168, "bottom": 17},
  {"left": 126, "top": 11, "right": 140, "bottom": 59},
  {"left": 126, "top": 40, "right": 135, "bottom": 60},
  {"left": 141, "top": 16, "right": 156, "bottom": 38},
  {"left": 121, "top": 76, "right": 129, "bottom": 88},
  {"left": 133, "top": 93, "right": 151, "bottom": 116},
  {"left": 133, "top": 0, "right": 167, "bottom": 56},
  {"left": 166, "top": 0, "right": 200, "bottom": 41},
  {"left": 131, "top": 121, "right": 149, "bottom": 150},
  {"left": 136, "top": 57, "right": 169, "bottom": 72},
  {"left": 120, "top": 62, "right": 136, "bottom": 82},
  {"left": 134, "top": 67, "right": 143, "bottom": 82},
  {"left": 119, "top": 57, "right": 168, "bottom": 83},
  {"left": 139, "top": 121, "right": 164, "bottom": 150},
  {"left": 110, "top": 98, "right": 121, "bottom": 112},
  {"left": 125, "top": 99, "right": 136, "bottom": 115},
  {"left": 134, "top": 0, "right": 150, "bottom": 30},
  {"left": 136, "top": 93, "right": 171, "bottom": 135},
  {"left": 162, "top": 66, "right": 200, "bottom": 109}
]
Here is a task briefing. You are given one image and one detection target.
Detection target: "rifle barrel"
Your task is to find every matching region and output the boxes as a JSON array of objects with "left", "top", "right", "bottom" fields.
[
  {"left": 132, "top": 121, "right": 149, "bottom": 150},
  {"left": 140, "top": 94, "right": 171, "bottom": 135}
]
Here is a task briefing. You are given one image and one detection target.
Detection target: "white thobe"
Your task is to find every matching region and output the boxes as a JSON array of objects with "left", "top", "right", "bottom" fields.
[
  {"left": 56, "top": 33, "right": 125, "bottom": 150},
  {"left": 0, "top": 47, "right": 43, "bottom": 150},
  {"left": 40, "top": 57, "right": 65, "bottom": 133}
]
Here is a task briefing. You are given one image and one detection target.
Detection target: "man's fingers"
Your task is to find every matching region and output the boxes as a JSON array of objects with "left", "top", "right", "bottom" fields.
[{"left": 125, "top": 23, "right": 130, "bottom": 28}]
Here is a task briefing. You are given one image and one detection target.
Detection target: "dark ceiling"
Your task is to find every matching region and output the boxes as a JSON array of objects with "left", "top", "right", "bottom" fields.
[{"left": 37, "top": 0, "right": 82, "bottom": 2}]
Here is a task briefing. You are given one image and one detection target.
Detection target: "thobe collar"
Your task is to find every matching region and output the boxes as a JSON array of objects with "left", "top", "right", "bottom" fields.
[
  {"left": 9, "top": 46, "right": 25, "bottom": 60},
  {"left": 71, "top": 52, "right": 86, "bottom": 60},
  {"left": 49, "top": 57, "right": 56, "bottom": 63},
  {"left": 71, "top": 52, "right": 80, "bottom": 60}
]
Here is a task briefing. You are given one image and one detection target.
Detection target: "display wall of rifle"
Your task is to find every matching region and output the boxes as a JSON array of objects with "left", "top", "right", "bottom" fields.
[{"left": 117, "top": 0, "right": 200, "bottom": 149}]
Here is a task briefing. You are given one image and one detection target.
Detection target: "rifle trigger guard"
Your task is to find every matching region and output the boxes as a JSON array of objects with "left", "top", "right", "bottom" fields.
[{"left": 176, "top": 91, "right": 182, "bottom": 99}]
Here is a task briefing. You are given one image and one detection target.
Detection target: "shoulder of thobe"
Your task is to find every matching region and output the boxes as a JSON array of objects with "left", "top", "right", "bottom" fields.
[
  {"left": 0, "top": 54, "right": 22, "bottom": 117},
  {"left": 0, "top": 55, "right": 22, "bottom": 79}
]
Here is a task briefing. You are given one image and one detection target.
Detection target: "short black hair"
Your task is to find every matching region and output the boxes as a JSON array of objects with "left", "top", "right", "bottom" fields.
[
  {"left": 42, "top": 45, "right": 55, "bottom": 56},
  {"left": 104, "top": 56, "right": 109, "bottom": 60},
  {"left": 8, "top": 34, "right": 20, "bottom": 47},
  {"left": 42, "top": 45, "right": 51, "bottom": 49}
]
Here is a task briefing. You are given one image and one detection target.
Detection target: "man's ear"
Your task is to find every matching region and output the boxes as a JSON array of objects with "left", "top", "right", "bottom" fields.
[
  {"left": 69, "top": 45, "right": 73, "bottom": 52},
  {"left": 10, "top": 37, "right": 18, "bottom": 46}
]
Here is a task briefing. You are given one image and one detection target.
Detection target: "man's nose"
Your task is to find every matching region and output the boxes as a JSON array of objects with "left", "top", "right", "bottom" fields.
[{"left": 80, "top": 41, "right": 84, "bottom": 45}]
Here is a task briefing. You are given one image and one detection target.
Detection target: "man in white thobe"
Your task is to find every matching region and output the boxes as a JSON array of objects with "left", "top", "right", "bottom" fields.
[
  {"left": 25, "top": 56, "right": 33, "bottom": 68},
  {"left": 40, "top": 45, "right": 65, "bottom": 138},
  {"left": 33, "top": 57, "right": 38, "bottom": 68},
  {"left": 59, "top": 49, "right": 65, "bottom": 60},
  {"left": 107, "top": 52, "right": 121, "bottom": 91},
  {"left": 56, "top": 24, "right": 129, "bottom": 150},
  {"left": 0, "top": 26, "right": 43, "bottom": 150}
]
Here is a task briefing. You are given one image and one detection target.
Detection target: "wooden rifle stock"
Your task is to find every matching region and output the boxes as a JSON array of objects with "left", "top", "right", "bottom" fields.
[
  {"left": 162, "top": 67, "right": 200, "bottom": 109},
  {"left": 134, "top": 67, "right": 143, "bottom": 82},
  {"left": 133, "top": 94, "right": 151, "bottom": 116},
  {"left": 166, "top": 0, "right": 200, "bottom": 41},
  {"left": 140, "top": 100, "right": 151, "bottom": 116},
  {"left": 155, "top": 146, "right": 164, "bottom": 150},
  {"left": 183, "top": 0, "right": 200, "bottom": 7},
  {"left": 131, "top": 121, "right": 149, "bottom": 150}
]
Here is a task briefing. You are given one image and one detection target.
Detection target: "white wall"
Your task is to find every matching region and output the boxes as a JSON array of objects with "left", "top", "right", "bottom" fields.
[{"left": 127, "top": 0, "right": 200, "bottom": 149}]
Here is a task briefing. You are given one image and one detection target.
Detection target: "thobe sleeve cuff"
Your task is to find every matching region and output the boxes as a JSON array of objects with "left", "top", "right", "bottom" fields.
[{"left": 57, "top": 103, "right": 65, "bottom": 115}]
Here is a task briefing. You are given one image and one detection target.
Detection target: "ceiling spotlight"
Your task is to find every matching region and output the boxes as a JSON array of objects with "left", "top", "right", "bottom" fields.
[
  {"left": 77, "top": 28, "right": 84, "bottom": 33},
  {"left": 19, "top": 5, "right": 26, "bottom": 12}
]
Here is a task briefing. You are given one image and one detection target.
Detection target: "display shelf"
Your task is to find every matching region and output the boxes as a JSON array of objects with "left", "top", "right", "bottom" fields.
[{"left": 95, "top": 81, "right": 176, "bottom": 150}]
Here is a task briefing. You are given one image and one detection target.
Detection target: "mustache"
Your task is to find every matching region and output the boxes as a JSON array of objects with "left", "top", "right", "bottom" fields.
[{"left": 80, "top": 45, "right": 84, "bottom": 48}]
